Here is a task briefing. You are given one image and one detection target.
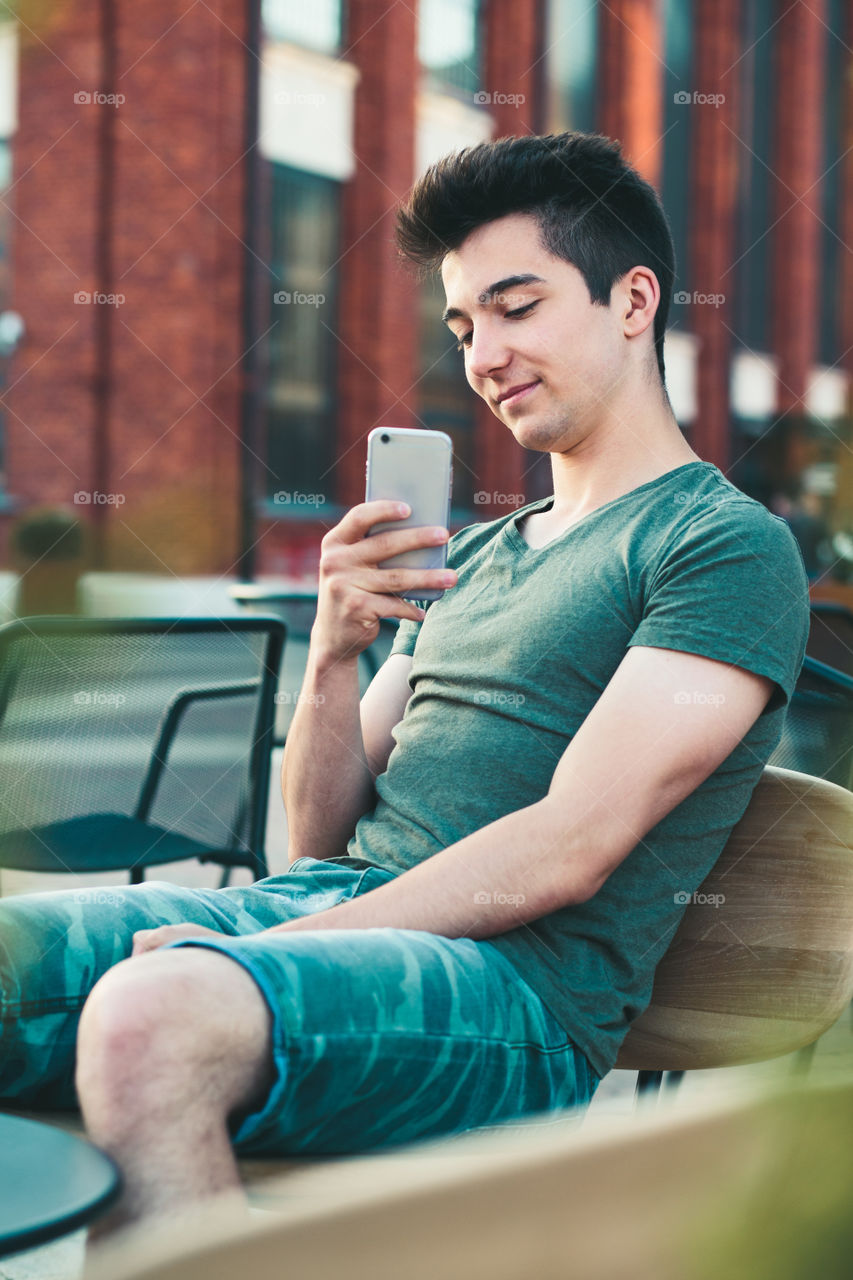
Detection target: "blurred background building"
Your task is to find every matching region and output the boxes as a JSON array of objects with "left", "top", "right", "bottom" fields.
[{"left": 0, "top": 0, "right": 851, "bottom": 588}]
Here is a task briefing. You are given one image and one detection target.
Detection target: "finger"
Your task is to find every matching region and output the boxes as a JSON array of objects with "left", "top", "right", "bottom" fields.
[
  {"left": 359, "top": 566, "right": 457, "bottom": 597},
  {"left": 331, "top": 501, "right": 413, "bottom": 545},
  {"left": 354, "top": 524, "right": 450, "bottom": 565}
]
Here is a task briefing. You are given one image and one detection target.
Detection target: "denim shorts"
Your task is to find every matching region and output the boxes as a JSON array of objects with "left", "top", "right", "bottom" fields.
[{"left": 0, "top": 857, "right": 599, "bottom": 1157}]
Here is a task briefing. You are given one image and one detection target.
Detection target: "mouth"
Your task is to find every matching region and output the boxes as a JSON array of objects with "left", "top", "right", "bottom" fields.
[{"left": 496, "top": 381, "right": 539, "bottom": 408}]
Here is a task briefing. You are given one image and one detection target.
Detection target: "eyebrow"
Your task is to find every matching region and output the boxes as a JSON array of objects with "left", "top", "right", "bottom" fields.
[{"left": 441, "top": 274, "right": 547, "bottom": 325}]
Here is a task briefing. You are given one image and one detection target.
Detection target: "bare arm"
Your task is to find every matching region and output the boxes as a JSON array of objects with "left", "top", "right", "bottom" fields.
[
  {"left": 281, "top": 500, "right": 455, "bottom": 863},
  {"left": 273, "top": 645, "right": 775, "bottom": 934}
]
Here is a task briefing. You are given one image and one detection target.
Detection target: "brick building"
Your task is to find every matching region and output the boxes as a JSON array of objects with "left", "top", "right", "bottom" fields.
[{"left": 0, "top": 0, "right": 851, "bottom": 581}]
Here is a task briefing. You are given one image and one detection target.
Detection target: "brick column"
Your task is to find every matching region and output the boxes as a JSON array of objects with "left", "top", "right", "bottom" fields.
[
  {"left": 596, "top": 0, "right": 665, "bottom": 190},
  {"left": 5, "top": 1, "right": 250, "bottom": 574},
  {"left": 5, "top": 6, "right": 101, "bottom": 527},
  {"left": 335, "top": 0, "right": 419, "bottom": 509},
  {"left": 478, "top": 0, "right": 543, "bottom": 511},
  {"left": 688, "top": 0, "right": 742, "bottom": 471},
  {"left": 109, "top": 0, "right": 248, "bottom": 573},
  {"left": 771, "top": 1, "right": 827, "bottom": 418}
]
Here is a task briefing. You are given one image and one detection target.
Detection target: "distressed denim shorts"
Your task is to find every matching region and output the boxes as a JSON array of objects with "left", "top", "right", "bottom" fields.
[{"left": 0, "top": 857, "right": 599, "bottom": 1157}]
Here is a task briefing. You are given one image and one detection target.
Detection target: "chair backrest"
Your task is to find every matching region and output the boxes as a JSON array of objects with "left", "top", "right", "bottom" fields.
[
  {"left": 807, "top": 601, "right": 853, "bottom": 676},
  {"left": 0, "top": 617, "right": 284, "bottom": 862},
  {"left": 768, "top": 656, "right": 853, "bottom": 789},
  {"left": 617, "top": 766, "right": 853, "bottom": 1071}
]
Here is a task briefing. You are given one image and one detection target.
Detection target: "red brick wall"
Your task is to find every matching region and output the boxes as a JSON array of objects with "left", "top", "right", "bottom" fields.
[
  {"left": 5, "top": 0, "right": 248, "bottom": 574},
  {"left": 688, "top": 0, "right": 741, "bottom": 471},
  {"left": 597, "top": 0, "right": 664, "bottom": 190},
  {"left": 771, "top": 0, "right": 827, "bottom": 416}
]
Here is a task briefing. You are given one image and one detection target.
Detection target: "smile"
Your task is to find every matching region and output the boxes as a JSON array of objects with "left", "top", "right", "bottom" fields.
[{"left": 497, "top": 381, "right": 539, "bottom": 408}]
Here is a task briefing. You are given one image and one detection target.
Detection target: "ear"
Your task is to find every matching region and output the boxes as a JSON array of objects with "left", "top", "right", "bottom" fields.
[{"left": 620, "top": 267, "right": 659, "bottom": 339}]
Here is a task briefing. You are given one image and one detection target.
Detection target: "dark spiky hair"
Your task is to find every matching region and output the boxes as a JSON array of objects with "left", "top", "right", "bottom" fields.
[{"left": 395, "top": 132, "right": 675, "bottom": 384}]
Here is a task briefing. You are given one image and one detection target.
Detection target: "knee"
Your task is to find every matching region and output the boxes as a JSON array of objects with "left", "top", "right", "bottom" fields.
[{"left": 76, "top": 948, "right": 272, "bottom": 1120}]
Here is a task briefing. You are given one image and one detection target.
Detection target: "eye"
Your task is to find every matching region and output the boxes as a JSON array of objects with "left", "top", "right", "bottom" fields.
[
  {"left": 455, "top": 332, "right": 472, "bottom": 353},
  {"left": 506, "top": 301, "right": 538, "bottom": 319}
]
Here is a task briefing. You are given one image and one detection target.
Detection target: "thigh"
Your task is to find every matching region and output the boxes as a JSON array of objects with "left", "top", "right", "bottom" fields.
[
  {"left": 0, "top": 859, "right": 375, "bottom": 1107},
  {"left": 164, "top": 926, "right": 599, "bottom": 1158}
]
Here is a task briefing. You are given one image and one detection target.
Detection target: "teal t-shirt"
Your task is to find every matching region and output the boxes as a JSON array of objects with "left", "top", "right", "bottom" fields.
[{"left": 346, "top": 461, "right": 810, "bottom": 1076}]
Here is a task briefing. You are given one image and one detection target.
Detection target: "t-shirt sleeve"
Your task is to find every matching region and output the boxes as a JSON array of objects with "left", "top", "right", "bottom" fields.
[
  {"left": 628, "top": 503, "right": 810, "bottom": 712},
  {"left": 389, "top": 616, "right": 421, "bottom": 658}
]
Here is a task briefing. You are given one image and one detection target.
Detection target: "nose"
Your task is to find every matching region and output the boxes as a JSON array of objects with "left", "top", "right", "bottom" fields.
[{"left": 466, "top": 321, "right": 511, "bottom": 382}]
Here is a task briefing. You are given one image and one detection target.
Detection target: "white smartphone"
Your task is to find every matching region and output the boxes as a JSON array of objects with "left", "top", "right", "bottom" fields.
[{"left": 365, "top": 427, "right": 453, "bottom": 602}]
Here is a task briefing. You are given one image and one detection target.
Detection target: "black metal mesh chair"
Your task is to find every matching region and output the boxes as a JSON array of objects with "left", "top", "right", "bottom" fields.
[
  {"left": 0, "top": 616, "right": 285, "bottom": 884},
  {"left": 768, "top": 655, "right": 853, "bottom": 790}
]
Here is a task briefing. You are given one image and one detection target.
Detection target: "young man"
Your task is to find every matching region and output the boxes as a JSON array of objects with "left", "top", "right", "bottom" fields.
[{"left": 0, "top": 133, "right": 808, "bottom": 1232}]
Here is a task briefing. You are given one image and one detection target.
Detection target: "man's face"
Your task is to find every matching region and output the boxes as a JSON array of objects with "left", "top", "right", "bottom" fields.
[{"left": 440, "top": 213, "right": 630, "bottom": 455}]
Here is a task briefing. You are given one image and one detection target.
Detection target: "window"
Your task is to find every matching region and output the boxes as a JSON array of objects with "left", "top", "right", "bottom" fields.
[
  {"left": 262, "top": 0, "right": 342, "bottom": 54},
  {"left": 544, "top": 0, "right": 597, "bottom": 132},
  {"left": 660, "top": 0, "right": 692, "bottom": 323},
  {"left": 417, "top": 274, "right": 476, "bottom": 512},
  {"left": 419, "top": 0, "right": 481, "bottom": 98},
  {"left": 264, "top": 165, "right": 339, "bottom": 506}
]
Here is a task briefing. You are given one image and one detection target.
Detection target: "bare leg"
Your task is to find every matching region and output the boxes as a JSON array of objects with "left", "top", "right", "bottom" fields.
[{"left": 76, "top": 948, "right": 274, "bottom": 1237}]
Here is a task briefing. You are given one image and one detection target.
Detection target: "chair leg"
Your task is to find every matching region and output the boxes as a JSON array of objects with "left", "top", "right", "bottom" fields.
[
  {"left": 792, "top": 1040, "right": 818, "bottom": 1076},
  {"left": 635, "top": 1070, "right": 664, "bottom": 1101},
  {"left": 129, "top": 867, "right": 145, "bottom": 885}
]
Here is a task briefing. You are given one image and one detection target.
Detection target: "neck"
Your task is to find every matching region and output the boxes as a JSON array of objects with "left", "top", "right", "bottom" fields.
[{"left": 546, "top": 398, "right": 700, "bottom": 525}]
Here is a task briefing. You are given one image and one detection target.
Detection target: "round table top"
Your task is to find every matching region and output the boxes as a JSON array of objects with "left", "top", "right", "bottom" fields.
[{"left": 0, "top": 1113, "right": 120, "bottom": 1257}]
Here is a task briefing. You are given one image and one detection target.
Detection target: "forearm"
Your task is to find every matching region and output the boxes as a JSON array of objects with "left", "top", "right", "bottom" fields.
[
  {"left": 269, "top": 796, "right": 595, "bottom": 939},
  {"left": 281, "top": 650, "right": 375, "bottom": 863}
]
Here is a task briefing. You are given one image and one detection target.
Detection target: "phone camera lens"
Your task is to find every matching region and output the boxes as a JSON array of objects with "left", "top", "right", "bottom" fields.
[{"left": 380, "top": 433, "right": 390, "bottom": 443}]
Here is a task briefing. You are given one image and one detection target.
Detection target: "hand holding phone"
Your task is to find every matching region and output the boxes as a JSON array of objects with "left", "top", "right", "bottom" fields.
[
  {"left": 311, "top": 430, "right": 456, "bottom": 668},
  {"left": 365, "top": 427, "right": 453, "bottom": 602}
]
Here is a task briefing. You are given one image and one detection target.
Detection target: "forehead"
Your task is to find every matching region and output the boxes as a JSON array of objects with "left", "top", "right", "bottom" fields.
[{"left": 440, "top": 212, "right": 582, "bottom": 307}]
